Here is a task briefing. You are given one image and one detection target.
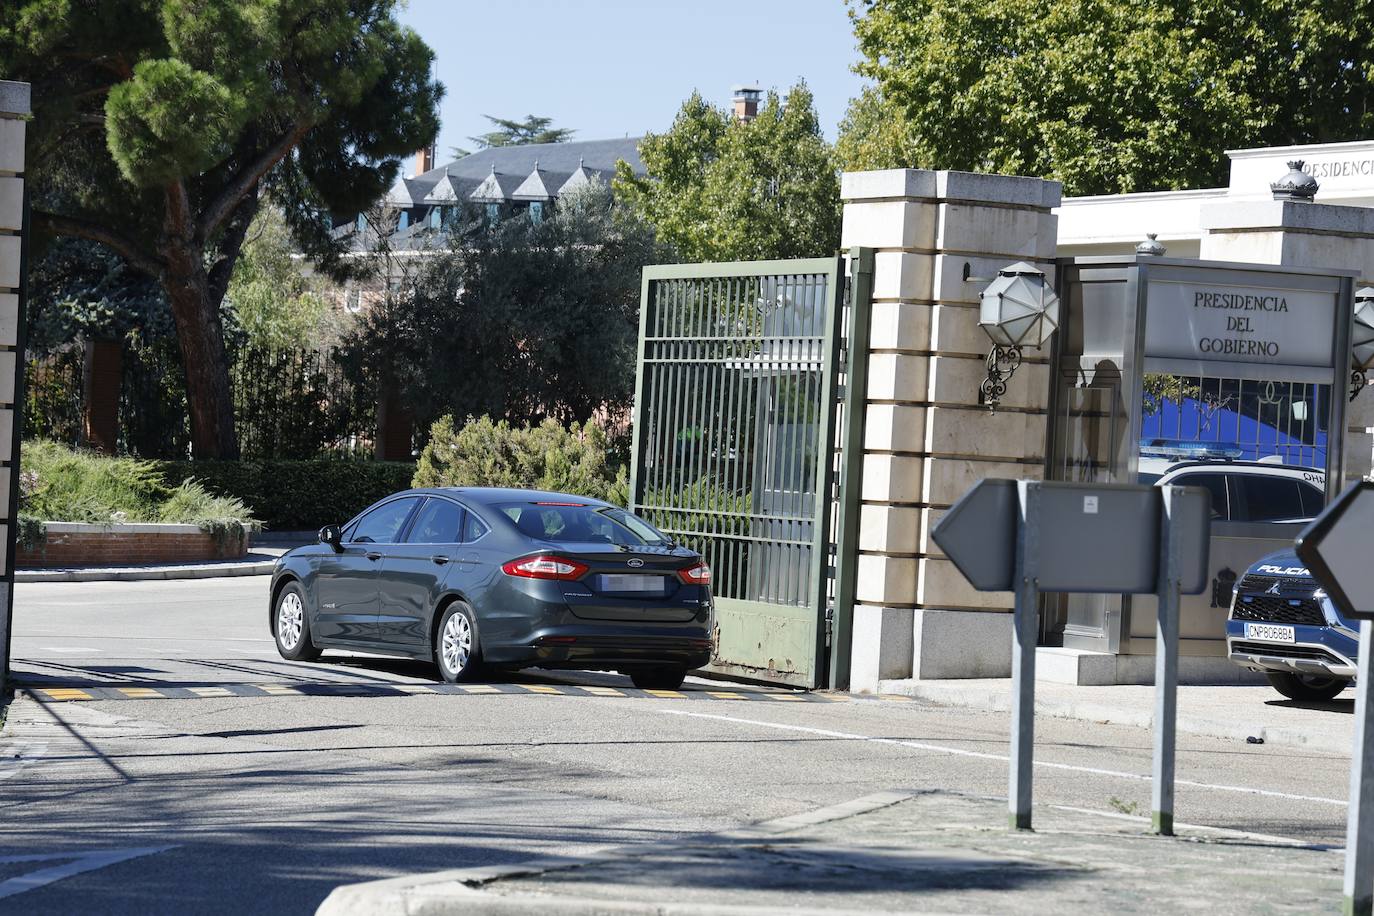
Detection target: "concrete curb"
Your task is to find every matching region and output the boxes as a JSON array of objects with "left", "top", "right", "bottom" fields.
[
  {"left": 15, "top": 551, "right": 281, "bottom": 583},
  {"left": 877, "top": 679, "right": 1354, "bottom": 756}
]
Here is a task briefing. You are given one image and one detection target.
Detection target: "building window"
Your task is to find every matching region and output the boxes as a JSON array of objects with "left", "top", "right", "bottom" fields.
[
  {"left": 486, "top": 202, "right": 500, "bottom": 224},
  {"left": 529, "top": 201, "right": 544, "bottom": 223},
  {"left": 398, "top": 210, "right": 410, "bottom": 230},
  {"left": 355, "top": 212, "right": 367, "bottom": 232},
  {"left": 429, "top": 208, "right": 441, "bottom": 229}
]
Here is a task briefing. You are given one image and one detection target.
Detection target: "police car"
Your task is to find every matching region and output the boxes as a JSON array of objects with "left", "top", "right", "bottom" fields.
[
  {"left": 1226, "top": 551, "right": 1357, "bottom": 701},
  {"left": 1138, "top": 441, "right": 1325, "bottom": 524}
]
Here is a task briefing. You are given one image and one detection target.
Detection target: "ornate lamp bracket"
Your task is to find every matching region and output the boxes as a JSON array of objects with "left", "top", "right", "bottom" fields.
[
  {"left": 1352, "top": 368, "right": 1367, "bottom": 403},
  {"left": 980, "top": 344, "right": 1023, "bottom": 410}
]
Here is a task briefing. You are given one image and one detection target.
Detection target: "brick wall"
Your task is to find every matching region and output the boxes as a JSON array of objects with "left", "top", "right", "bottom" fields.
[{"left": 18, "top": 523, "right": 247, "bottom": 568}]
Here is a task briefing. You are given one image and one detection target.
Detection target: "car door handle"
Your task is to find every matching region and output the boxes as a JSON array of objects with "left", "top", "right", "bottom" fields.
[
  {"left": 431, "top": 555, "right": 451, "bottom": 565},
  {"left": 366, "top": 552, "right": 383, "bottom": 561}
]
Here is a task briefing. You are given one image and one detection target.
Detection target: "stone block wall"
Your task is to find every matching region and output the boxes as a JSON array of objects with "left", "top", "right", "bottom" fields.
[{"left": 840, "top": 169, "right": 1062, "bottom": 690}]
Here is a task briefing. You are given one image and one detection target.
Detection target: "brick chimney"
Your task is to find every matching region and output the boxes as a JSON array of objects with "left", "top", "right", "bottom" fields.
[
  {"left": 732, "top": 84, "right": 761, "bottom": 123},
  {"left": 415, "top": 144, "right": 436, "bottom": 176}
]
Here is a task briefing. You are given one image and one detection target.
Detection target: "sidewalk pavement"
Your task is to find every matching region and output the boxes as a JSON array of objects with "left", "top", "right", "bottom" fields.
[
  {"left": 15, "top": 548, "right": 286, "bottom": 583},
  {"left": 318, "top": 788, "right": 1345, "bottom": 915},
  {"left": 879, "top": 677, "right": 1356, "bottom": 755}
]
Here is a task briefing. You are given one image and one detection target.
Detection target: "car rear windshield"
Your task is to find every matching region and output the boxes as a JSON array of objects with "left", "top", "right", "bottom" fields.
[{"left": 495, "top": 502, "right": 673, "bottom": 546}]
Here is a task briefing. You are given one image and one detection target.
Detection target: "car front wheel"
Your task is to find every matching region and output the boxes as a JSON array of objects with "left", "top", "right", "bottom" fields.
[
  {"left": 435, "top": 601, "right": 481, "bottom": 683},
  {"left": 1266, "top": 671, "right": 1350, "bottom": 702},
  {"left": 274, "top": 582, "right": 321, "bottom": 662}
]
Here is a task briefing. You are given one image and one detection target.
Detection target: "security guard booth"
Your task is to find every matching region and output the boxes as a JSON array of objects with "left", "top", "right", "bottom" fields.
[{"left": 1047, "top": 255, "right": 1356, "bottom": 664}]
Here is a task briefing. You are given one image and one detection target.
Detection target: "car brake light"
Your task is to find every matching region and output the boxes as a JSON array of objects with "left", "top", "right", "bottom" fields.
[
  {"left": 677, "top": 562, "right": 712, "bottom": 585},
  {"left": 502, "top": 555, "right": 589, "bottom": 580}
]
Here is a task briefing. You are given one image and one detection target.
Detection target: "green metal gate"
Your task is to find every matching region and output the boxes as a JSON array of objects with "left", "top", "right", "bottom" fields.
[{"left": 628, "top": 257, "right": 850, "bottom": 688}]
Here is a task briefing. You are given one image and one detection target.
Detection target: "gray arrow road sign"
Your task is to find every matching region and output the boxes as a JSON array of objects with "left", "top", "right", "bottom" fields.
[
  {"left": 1295, "top": 480, "right": 1374, "bottom": 916},
  {"left": 931, "top": 478, "right": 1018, "bottom": 592},
  {"left": 1296, "top": 480, "right": 1374, "bottom": 619}
]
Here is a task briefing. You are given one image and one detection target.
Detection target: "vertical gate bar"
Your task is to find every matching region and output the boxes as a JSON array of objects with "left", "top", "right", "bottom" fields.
[
  {"left": 650, "top": 279, "right": 672, "bottom": 513},
  {"left": 830, "top": 247, "right": 874, "bottom": 690},
  {"left": 1011, "top": 480, "right": 1041, "bottom": 831},
  {"left": 805, "top": 259, "right": 846, "bottom": 686},
  {"left": 629, "top": 269, "right": 654, "bottom": 508},
  {"left": 664, "top": 280, "right": 688, "bottom": 513},
  {"left": 703, "top": 281, "right": 725, "bottom": 567},
  {"left": 728, "top": 277, "right": 750, "bottom": 598},
  {"left": 1152, "top": 486, "right": 1181, "bottom": 836}
]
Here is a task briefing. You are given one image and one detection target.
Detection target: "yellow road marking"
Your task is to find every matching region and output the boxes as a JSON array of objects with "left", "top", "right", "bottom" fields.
[
  {"left": 706, "top": 691, "right": 745, "bottom": 700},
  {"left": 116, "top": 687, "right": 163, "bottom": 699},
  {"left": 40, "top": 688, "right": 92, "bottom": 701},
  {"left": 187, "top": 686, "right": 235, "bottom": 698},
  {"left": 768, "top": 694, "right": 805, "bottom": 701},
  {"left": 644, "top": 689, "right": 685, "bottom": 699},
  {"left": 520, "top": 685, "right": 561, "bottom": 694},
  {"left": 580, "top": 686, "right": 624, "bottom": 696}
]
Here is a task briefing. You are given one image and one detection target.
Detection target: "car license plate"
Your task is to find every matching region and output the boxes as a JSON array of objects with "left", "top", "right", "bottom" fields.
[
  {"left": 598, "top": 574, "right": 664, "bottom": 593},
  {"left": 1245, "top": 623, "right": 1296, "bottom": 643}
]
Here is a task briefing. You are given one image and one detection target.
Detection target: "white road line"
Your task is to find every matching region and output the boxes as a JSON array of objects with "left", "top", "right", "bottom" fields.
[
  {"left": 0, "top": 847, "right": 177, "bottom": 899},
  {"left": 40, "top": 648, "right": 100, "bottom": 655},
  {"left": 660, "top": 709, "right": 1348, "bottom": 808}
]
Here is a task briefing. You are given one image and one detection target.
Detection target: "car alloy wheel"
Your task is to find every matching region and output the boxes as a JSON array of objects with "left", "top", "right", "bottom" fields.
[
  {"left": 439, "top": 606, "right": 475, "bottom": 680},
  {"left": 277, "top": 591, "right": 304, "bottom": 651}
]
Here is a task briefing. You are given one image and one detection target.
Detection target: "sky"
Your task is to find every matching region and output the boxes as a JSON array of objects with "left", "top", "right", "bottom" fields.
[{"left": 394, "top": 0, "right": 869, "bottom": 161}]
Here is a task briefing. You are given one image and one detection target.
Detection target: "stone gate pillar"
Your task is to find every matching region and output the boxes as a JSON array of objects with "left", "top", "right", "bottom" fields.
[
  {"left": 0, "top": 80, "right": 28, "bottom": 698},
  {"left": 839, "top": 169, "right": 1061, "bottom": 691},
  {"left": 1200, "top": 198, "right": 1374, "bottom": 482}
]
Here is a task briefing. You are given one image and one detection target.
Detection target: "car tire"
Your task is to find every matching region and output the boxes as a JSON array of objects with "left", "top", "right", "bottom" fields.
[
  {"left": 274, "top": 582, "right": 321, "bottom": 662},
  {"left": 629, "top": 667, "right": 687, "bottom": 690},
  {"left": 435, "top": 601, "right": 481, "bottom": 683},
  {"left": 1266, "top": 671, "right": 1350, "bottom": 702}
]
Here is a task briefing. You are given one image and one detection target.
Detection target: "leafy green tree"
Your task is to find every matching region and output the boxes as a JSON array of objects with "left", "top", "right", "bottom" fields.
[
  {"left": 844, "top": 0, "right": 1374, "bottom": 195},
  {"left": 469, "top": 114, "right": 575, "bottom": 149},
  {"left": 343, "top": 179, "right": 662, "bottom": 432},
  {"left": 226, "top": 208, "right": 331, "bottom": 350},
  {"left": 1, "top": 0, "right": 441, "bottom": 457},
  {"left": 614, "top": 83, "right": 840, "bottom": 262},
  {"left": 414, "top": 415, "right": 628, "bottom": 507}
]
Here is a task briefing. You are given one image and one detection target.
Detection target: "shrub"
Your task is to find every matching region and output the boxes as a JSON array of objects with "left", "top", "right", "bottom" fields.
[
  {"left": 18, "top": 441, "right": 257, "bottom": 542},
  {"left": 413, "top": 415, "right": 628, "bottom": 506},
  {"left": 154, "top": 458, "right": 416, "bottom": 530}
]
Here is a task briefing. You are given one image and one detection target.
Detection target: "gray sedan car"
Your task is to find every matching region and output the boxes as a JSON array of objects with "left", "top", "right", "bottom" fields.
[{"left": 269, "top": 488, "right": 714, "bottom": 689}]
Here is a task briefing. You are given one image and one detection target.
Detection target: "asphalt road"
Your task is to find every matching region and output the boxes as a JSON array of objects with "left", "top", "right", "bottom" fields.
[{"left": 0, "top": 577, "right": 1357, "bottom": 914}]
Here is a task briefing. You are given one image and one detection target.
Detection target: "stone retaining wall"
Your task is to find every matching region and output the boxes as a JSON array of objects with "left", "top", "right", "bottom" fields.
[{"left": 18, "top": 522, "right": 248, "bottom": 568}]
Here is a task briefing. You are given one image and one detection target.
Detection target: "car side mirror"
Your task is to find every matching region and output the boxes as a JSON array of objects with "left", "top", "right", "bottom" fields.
[{"left": 319, "top": 525, "right": 343, "bottom": 552}]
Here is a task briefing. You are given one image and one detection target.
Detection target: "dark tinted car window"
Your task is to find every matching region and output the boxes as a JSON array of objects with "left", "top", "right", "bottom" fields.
[
  {"left": 462, "top": 511, "right": 489, "bottom": 543},
  {"left": 1173, "top": 473, "right": 1228, "bottom": 520},
  {"left": 496, "top": 502, "right": 671, "bottom": 546},
  {"left": 407, "top": 499, "right": 463, "bottom": 544},
  {"left": 351, "top": 498, "right": 418, "bottom": 543},
  {"left": 1240, "top": 476, "right": 1305, "bottom": 522},
  {"left": 1299, "top": 483, "right": 1325, "bottom": 517}
]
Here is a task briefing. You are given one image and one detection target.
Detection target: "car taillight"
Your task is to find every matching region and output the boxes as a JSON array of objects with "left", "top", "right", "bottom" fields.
[
  {"left": 677, "top": 562, "right": 711, "bottom": 585},
  {"left": 502, "top": 555, "right": 589, "bottom": 581}
]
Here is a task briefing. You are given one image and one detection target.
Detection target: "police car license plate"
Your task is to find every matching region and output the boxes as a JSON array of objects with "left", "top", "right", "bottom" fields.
[{"left": 1245, "top": 623, "right": 1296, "bottom": 643}]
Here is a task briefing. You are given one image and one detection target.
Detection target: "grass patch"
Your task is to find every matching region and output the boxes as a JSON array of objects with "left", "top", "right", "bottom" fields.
[{"left": 20, "top": 440, "right": 258, "bottom": 546}]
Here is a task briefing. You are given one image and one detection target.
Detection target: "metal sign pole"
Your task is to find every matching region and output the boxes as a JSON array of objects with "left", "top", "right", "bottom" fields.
[
  {"left": 1010, "top": 482, "right": 1040, "bottom": 830},
  {"left": 1345, "top": 619, "right": 1374, "bottom": 916},
  {"left": 1152, "top": 487, "right": 1182, "bottom": 835}
]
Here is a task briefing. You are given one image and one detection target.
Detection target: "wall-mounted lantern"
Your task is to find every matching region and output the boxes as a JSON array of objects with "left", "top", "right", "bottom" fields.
[
  {"left": 973, "top": 261, "right": 1060, "bottom": 409},
  {"left": 1351, "top": 286, "right": 1374, "bottom": 401}
]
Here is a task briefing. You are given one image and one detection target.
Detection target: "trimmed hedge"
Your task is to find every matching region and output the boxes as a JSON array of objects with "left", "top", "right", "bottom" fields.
[{"left": 155, "top": 459, "right": 416, "bottom": 531}]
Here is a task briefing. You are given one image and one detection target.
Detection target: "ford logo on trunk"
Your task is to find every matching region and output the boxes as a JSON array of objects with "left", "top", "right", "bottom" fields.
[{"left": 627, "top": 558, "right": 644, "bottom": 568}]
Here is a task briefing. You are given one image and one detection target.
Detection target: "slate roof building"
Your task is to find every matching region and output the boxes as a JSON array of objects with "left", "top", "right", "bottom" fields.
[{"left": 358, "top": 136, "right": 646, "bottom": 241}]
